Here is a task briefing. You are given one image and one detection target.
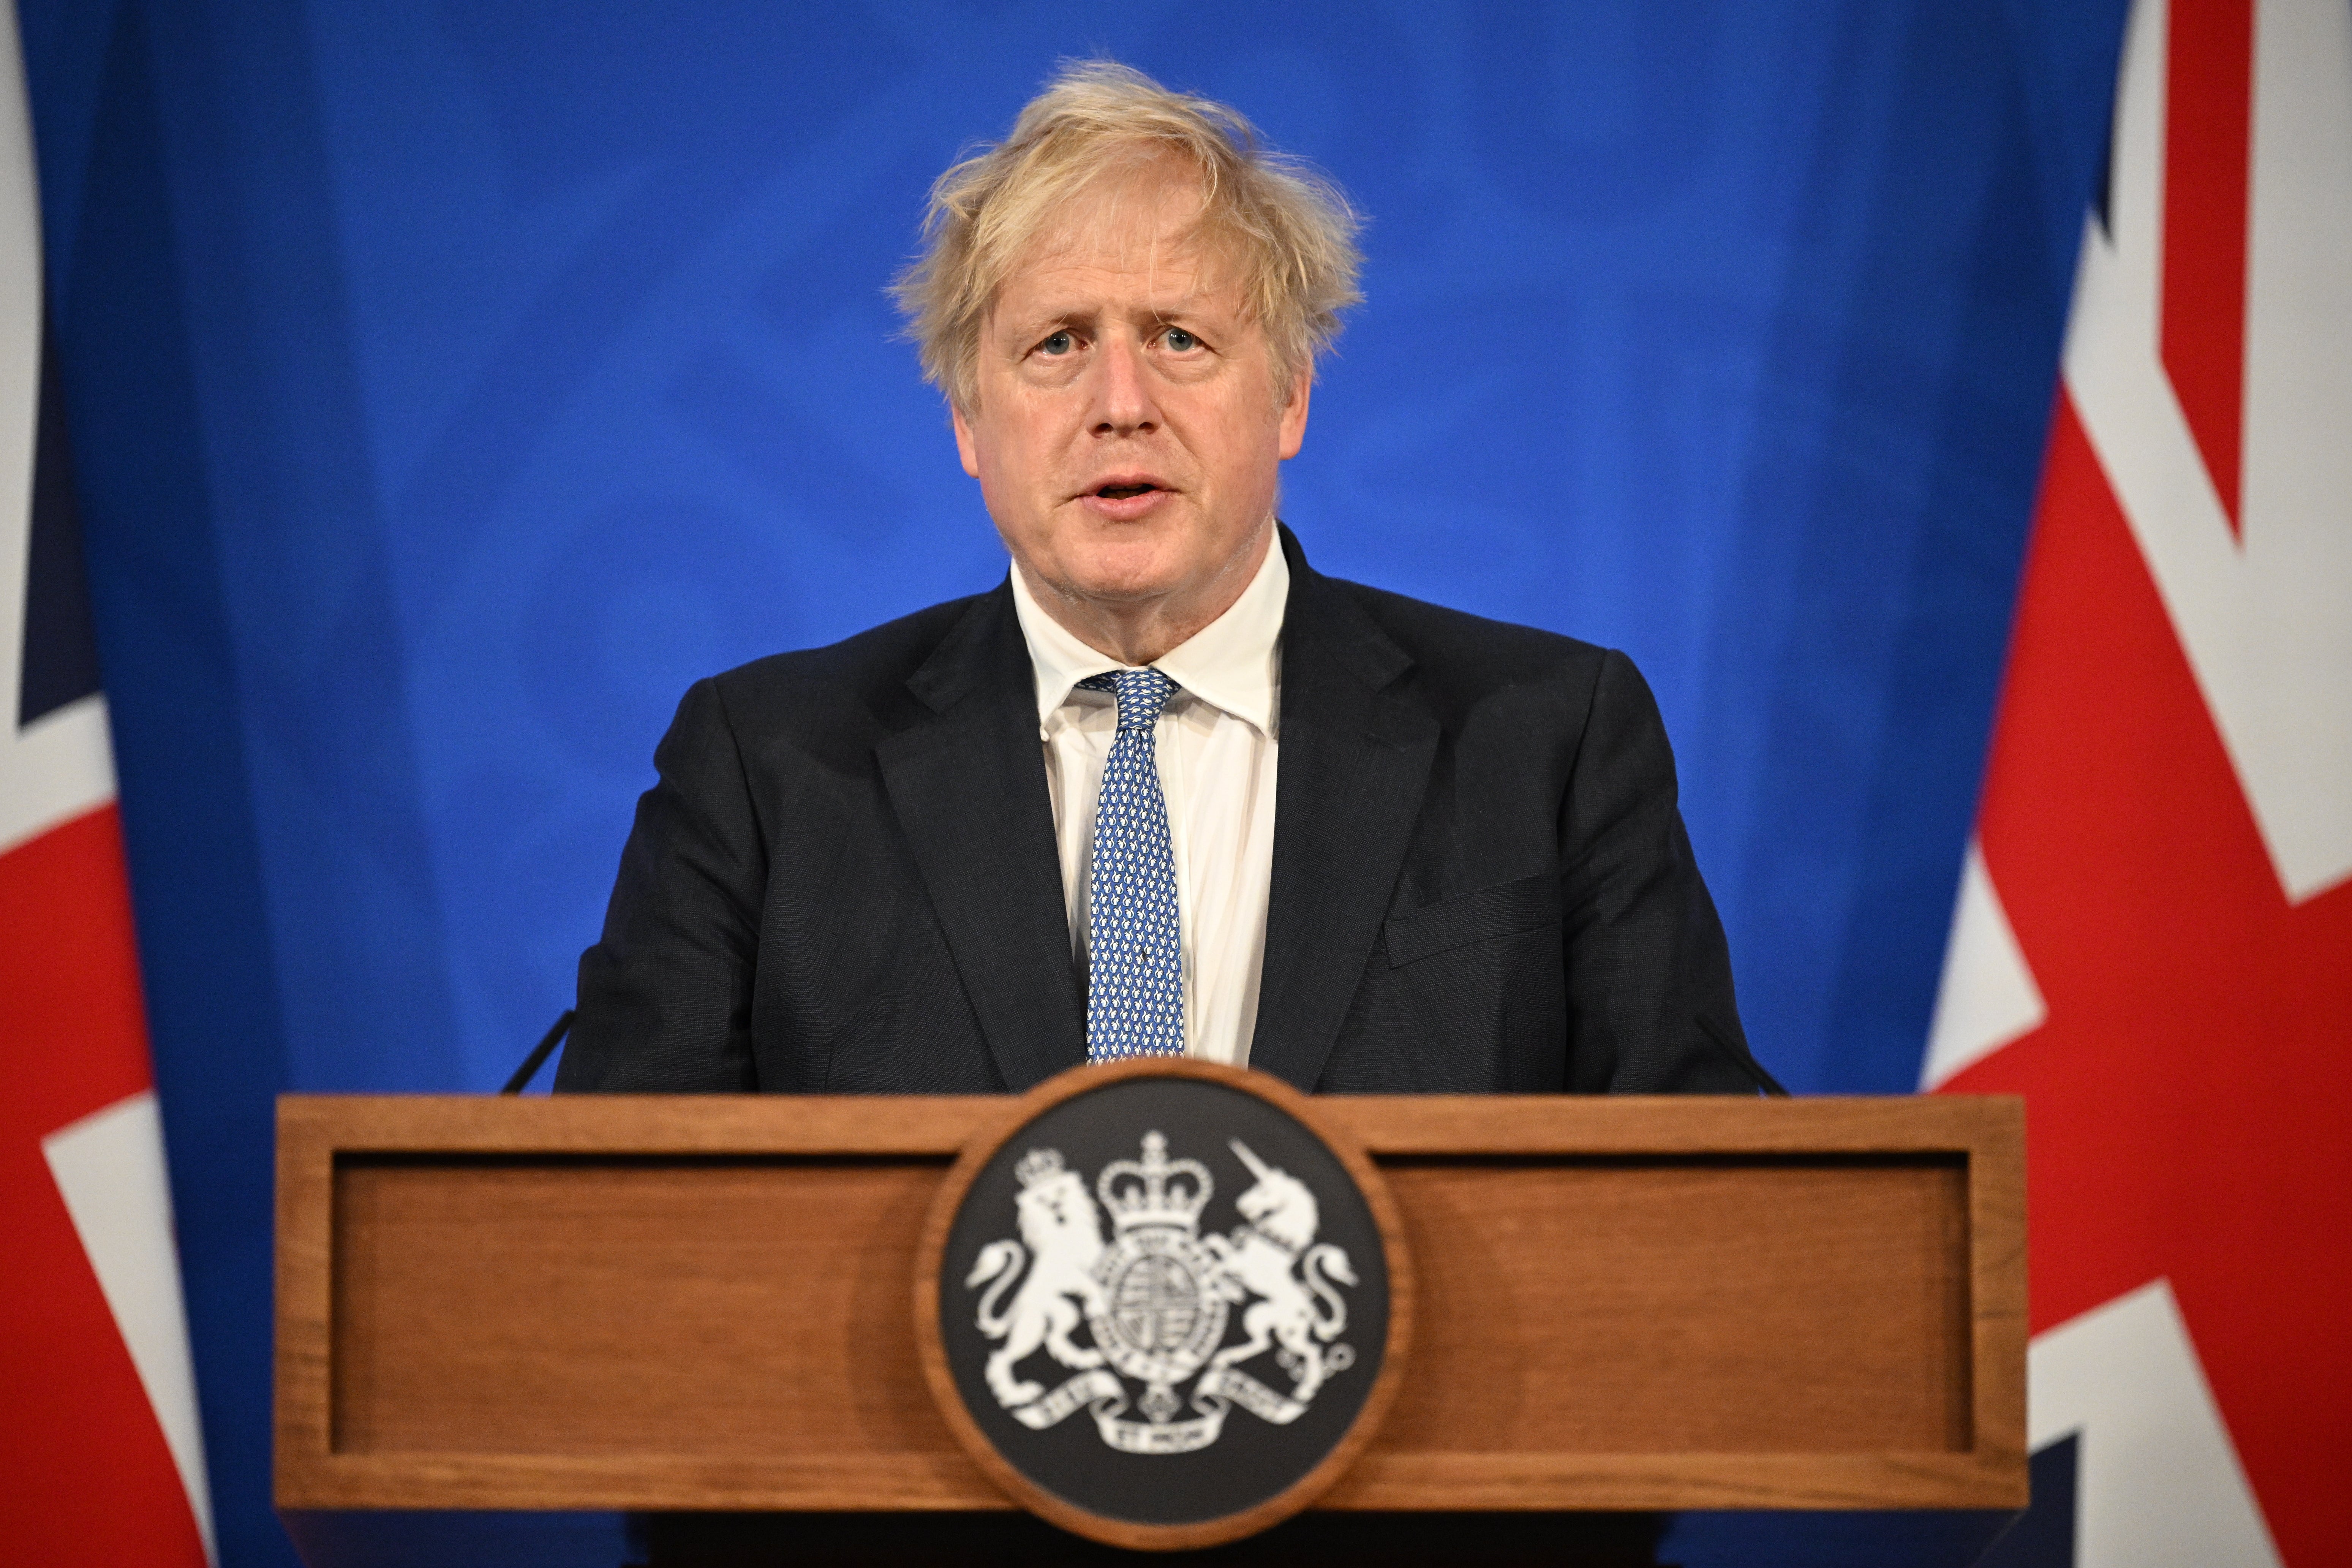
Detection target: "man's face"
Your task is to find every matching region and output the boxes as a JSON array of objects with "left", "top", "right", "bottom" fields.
[{"left": 952, "top": 161, "right": 1309, "bottom": 635}]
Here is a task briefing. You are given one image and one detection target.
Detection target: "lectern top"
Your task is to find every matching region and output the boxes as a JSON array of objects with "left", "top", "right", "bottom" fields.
[{"left": 275, "top": 1085, "right": 2023, "bottom": 1529}]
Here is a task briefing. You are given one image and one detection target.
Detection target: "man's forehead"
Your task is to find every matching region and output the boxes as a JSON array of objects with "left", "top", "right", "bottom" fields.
[
  {"left": 998, "top": 168, "right": 1241, "bottom": 311},
  {"left": 1001, "top": 250, "right": 1231, "bottom": 317}
]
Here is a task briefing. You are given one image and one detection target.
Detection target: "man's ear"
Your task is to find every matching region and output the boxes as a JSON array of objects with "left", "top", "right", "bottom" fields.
[
  {"left": 950, "top": 399, "right": 983, "bottom": 479},
  {"left": 1277, "top": 371, "right": 1312, "bottom": 460}
]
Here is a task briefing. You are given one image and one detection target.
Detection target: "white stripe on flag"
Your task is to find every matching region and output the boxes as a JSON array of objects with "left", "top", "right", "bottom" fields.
[
  {"left": 2029, "top": 1281, "right": 2281, "bottom": 1568},
  {"left": 1920, "top": 838, "right": 2044, "bottom": 1089},
  {"left": 43, "top": 1092, "right": 218, "bottom": 1566},
  {"left": 2064, "top": 0, "right": 2352, "bottom": 903}
]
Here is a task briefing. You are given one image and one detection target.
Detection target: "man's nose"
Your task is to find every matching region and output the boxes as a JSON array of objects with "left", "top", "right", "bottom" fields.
[{"left": 1087, "top": 330, "right": 1160, "bottom": 435}]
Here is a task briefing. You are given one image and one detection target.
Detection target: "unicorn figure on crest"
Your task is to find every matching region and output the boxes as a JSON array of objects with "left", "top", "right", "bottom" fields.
[{"left": 1205, "top": 1139, "right": 1356, "bottom": 1402}]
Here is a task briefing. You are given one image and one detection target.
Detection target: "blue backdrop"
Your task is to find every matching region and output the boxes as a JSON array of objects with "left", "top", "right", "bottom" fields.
[{"left": 18, "top": 2, "right": 2125, "bottom": 1562}]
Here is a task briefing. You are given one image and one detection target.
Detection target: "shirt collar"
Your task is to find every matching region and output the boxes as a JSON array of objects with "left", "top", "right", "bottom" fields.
[{"left": 1009, "top": 534, "right": 1288, "bottom": 738}]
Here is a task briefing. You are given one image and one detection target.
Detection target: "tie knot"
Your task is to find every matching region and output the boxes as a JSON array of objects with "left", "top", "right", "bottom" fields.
[{"left": 1079, "top": 668, "right": 1178, "bottom": 731}]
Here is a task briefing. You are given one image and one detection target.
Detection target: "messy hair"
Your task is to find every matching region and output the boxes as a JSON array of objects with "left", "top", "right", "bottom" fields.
[{"left": 893, "top": 60, "right": 1364, "bottom": 408}]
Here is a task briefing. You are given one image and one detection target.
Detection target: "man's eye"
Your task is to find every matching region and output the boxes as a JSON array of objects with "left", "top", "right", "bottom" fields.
[
  {"left": 1164, "top": 328, "right": 1200, "bottom": 352},
  {"left": 1038, "top": 330, "right": 1075, "bottom": 356}
]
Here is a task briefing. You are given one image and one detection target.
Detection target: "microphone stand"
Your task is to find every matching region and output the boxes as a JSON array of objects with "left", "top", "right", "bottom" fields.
[{"left": 500, "top": 1010, "right": 575, "bottom": 1094}]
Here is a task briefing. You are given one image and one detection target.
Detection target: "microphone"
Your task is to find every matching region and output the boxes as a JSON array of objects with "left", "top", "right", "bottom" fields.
[
  {"left": 1702, "top": 1013, "right": 1789, "bottom": 1096},
  {"left": 501, "top": 1010, "right": 575, "bottom": 1094}
]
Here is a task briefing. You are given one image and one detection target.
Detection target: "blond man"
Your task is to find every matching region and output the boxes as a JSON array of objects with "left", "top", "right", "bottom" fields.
[{"left": 560, "top": 64, "right": 1770, "bottom": 1097}]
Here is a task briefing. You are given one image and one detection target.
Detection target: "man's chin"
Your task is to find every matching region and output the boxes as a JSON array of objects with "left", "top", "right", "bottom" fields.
[
  {"left": 1048, "top": 568, "right": 1184, "bottom": 609},
  {"left": 1038, "top": 538, "right": 1195, "bottom": 607}
]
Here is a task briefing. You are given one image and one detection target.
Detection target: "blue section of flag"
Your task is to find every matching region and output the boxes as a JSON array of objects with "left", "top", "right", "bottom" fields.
[
  {"left": 17, "top": 321, "right": 97, "bottom": 728},
  {"left": 1976, "top": 1435, "right": 2081, "bottom": 1568}
]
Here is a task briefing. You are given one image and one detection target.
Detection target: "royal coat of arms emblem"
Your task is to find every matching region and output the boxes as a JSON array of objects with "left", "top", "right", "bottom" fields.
[{"left": 964, "top": 1129, "right": 1357, "bottom": 1454}]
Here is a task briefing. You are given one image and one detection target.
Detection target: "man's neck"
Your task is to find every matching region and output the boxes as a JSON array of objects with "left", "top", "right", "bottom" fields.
[{"left": 1017, "top": 526, "right": 1274, "bottom": 666}]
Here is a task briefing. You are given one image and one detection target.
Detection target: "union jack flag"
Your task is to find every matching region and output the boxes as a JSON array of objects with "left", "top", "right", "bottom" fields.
[
  {"left": 1927, "top": 1, "right": 2352, "bottom": 1563},
  {"left": 0, "top": 4, "right": 212, "bottom": 1560}
]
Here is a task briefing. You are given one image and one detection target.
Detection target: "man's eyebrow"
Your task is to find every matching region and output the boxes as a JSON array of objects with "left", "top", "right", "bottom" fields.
[
  {"left": 1127, "top": 291, "right": 1230, "bottom": 331},
  {"left": 1002, "top": 301, "right": 1100, "bottom": 332},
  {"left": 997, "top": 289, "right": 1229, "bottom": 340}
]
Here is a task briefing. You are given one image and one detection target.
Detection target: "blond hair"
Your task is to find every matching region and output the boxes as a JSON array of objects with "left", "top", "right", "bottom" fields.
[{"left": 893, "top": 60, "right": 1364, "bottom": 408}]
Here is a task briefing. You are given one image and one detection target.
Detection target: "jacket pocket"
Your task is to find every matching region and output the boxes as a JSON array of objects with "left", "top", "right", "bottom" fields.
[{"left": 1383, "top": 873, "right": 1562, "bottom": 968}]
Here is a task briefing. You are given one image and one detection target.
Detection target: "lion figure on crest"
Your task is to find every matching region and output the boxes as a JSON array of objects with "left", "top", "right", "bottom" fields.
[
  {"left": 966, "top": 1148, "right": 1107, "bottom": 1407},
  {"left": 1206, "top": 1140, "right": 1357, "bottom": 1402}
]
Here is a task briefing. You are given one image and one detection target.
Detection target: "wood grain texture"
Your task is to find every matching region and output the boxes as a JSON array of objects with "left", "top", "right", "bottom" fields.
[
  {"left": 1359, "top": 1159, "right": 1969, "bottom": 1454},
  {"left": 909, "top": 1058, "right": 1416, "bottom": 1552},
  {"left": 276, "top": 1089, "right": 2025, "bottom": 1514},
  {"left": 1326, "top": 1094, "right": 2020, "bottom": 1155},
  {"left": 277, "top": 1093, "right": 997, "bottom": 1155},
  {"left": 332, "top": 1157, "right": 956, "bottom": 1459}
]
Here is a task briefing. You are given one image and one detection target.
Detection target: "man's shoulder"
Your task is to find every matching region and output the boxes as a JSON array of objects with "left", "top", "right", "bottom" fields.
[
  {"left": 1312, "top": 572, "right": 1618, "bottom": 697},
  {"left": 699, "top": 587, "right": 999, "bottom": 733}
]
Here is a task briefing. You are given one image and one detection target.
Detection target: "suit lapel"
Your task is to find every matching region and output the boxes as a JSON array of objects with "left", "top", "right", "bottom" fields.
[
  {"left": 1250, "top": 531, "right": 1438, "bottom": 1091},
  {"left": 876, "top": 585, "right": 1087, "bottom": 1090}
]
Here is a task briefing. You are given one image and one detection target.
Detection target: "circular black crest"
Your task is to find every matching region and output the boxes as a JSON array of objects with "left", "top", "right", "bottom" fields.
[{"left": 918, "top": 1061, "right": 1408, "bottom": 1549}]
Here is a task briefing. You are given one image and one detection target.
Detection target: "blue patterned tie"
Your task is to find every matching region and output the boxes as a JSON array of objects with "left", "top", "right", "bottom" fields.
[{"left": 1078, "top": 669, "right": 1184, "bottom": 1061}]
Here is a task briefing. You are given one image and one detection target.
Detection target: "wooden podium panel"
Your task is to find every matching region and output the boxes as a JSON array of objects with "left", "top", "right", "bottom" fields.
[
  {"left": 277, "top": 1095, "right": 2022, "bottom": 1516},
  {"left": 1314, "top": 1098, "right": 2018, "bottom": 1512}
]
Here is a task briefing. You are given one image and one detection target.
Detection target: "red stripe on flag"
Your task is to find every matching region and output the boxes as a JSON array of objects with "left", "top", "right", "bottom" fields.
[
  {"left": 2161, "top": 0, "right": 2254, "bottom": 535},
  {"left": 0, "top": 1142, "right": 210, "bottom": 1564},
  {"left": 0, "top": 805, "right": 207, "bottom": 1564},
  {"left": 0, "top": 805, "right": 155, "bottom": 1132},
  {"left": 1947, "top": 394, "right": 2352, "bottom": 1565}
]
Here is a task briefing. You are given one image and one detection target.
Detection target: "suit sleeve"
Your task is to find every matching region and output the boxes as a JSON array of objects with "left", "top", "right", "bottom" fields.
[
  {"left": 557, "top": 678, "right": 764, "bottom": 1091},
  {"left": 1559, "top": 650, "right": 1771, "bottom": 1094}
]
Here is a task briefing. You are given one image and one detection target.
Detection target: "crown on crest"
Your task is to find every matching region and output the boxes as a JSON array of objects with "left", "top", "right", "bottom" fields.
[
  {"left": 1097, "top": 1131, "right": 1212, "bottom": 1232},
  {"left": 1014, "top": 1147, "right": 1067, "bottom": 1188}
]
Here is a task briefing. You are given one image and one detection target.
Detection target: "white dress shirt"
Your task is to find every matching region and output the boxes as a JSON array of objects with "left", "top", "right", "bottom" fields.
[{"left": 1010, "top": 540, "right": 1287, "bottom": 1067}]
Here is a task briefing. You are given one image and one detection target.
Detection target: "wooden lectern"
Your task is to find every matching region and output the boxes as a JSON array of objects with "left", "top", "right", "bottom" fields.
[{"left": 276, "top": 1092, "right": 2024, "bottom": 1566}]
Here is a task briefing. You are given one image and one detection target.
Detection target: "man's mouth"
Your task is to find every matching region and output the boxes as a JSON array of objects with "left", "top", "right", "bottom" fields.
[{"left": 1095, "top": 483, "right": 1160, "bottom": 500}]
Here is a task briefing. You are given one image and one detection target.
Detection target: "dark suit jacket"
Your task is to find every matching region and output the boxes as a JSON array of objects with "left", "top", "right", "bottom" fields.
[{"left": 558, "top": 528, "right": 1767, "bottom": 1096}]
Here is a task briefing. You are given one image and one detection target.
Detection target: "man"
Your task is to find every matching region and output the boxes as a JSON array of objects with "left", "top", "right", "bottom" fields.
[{"left": 557, "top": 62, "right": 1770, "bottom": 1097}]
